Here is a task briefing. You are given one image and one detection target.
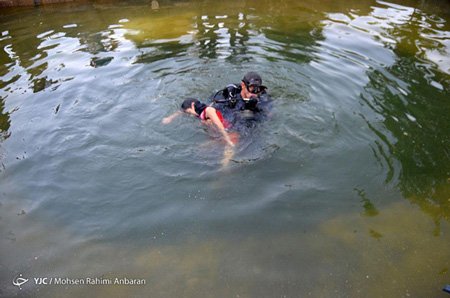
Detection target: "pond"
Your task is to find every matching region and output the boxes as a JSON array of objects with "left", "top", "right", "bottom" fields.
[{"left": 1, "top": 0, "right": 449, "bottom": 297}]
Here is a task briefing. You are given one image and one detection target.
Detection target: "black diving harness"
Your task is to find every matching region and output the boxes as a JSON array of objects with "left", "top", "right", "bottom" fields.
[{"left": 211, "top": 84, "right": 259, "bottom": 109}]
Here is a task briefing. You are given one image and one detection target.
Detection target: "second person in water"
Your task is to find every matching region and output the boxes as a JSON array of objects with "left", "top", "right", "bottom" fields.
[{"left": 162, "top": 98, "right": 235, "bottom": 147}]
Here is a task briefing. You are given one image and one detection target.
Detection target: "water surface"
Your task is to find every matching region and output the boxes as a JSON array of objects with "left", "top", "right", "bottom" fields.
[{"left": 1, "top": 0, "right": 450, "bottom": 297}]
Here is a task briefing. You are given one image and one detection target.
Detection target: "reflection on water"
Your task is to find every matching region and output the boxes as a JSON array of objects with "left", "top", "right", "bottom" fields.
[
  {"left": 1, "top": 0, "right": 450, "bottom": 297},
  {"left": 363, "top": 60, "right": 450, "bottom": 223},
  {"left": 352, "top": 0, "right": 450, "bottom": 224},
  {"left": 0, "top": 98, "right": 10, "bottom": 139}
]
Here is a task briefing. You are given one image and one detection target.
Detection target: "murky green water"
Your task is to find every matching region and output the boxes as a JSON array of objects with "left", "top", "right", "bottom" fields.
[{"left": 1, "top": 0, "right": 450, "bottom": 297}]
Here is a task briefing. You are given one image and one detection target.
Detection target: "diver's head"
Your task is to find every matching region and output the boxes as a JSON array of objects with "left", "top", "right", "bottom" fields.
[{"left": 242, "top": 72, "right": 267, "bottom": 95}]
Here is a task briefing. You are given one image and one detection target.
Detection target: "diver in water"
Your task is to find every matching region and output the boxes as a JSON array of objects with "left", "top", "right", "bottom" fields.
[
  {"left": 162, "top": 72, "right": 270, "bottom": 166},
  {"left": 162, "top": 98, "right": 235, "bottom": 147},
  {"left": 210, "top": 72, "right": 272, "bottom": 125}
]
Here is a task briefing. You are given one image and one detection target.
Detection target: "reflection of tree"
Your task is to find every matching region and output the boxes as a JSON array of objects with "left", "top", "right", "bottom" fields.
[
  {"left": 381, "top": 5, "right": 450, "bottom": 75},
  {"left": 77, "top": 31, "right": 119, "bottom": 55},
  {"left": 0, "top": 23, "right": 48, "bottom": 92},
  {"left": 194, "top": 13, "right": 251, "bottom": 60},
  {"left": 195, "top": 15, "right": 221, "bottom": 59},
  {"left": 228, "top": 13, "right": 250, "bottom": 60},
  {"left": 134, "top": 41, "right": 191, "bottom": 65},
  {"left": 125, "top": 0, "right": 330, "bottom": 64},
  {"left": 0, "top": 94, "right": 11, "bottom": 171},
  {"left": 0, "top": 97, "right": 11, "bottom": 141},
  {"left": 359, "top": 3, "right": 450, "bottom": 224},
  {"left": 362, "top": 57, "right": 450, "bottom": 224},
  {"left": 1, "top": 3, "right": 126, "bottom": 93},
  {"left": 416, "top": 0, "right": 450, "bottom": 14},
  {"left": 260, "top": 18, "right": 323, "bottom": 64}
]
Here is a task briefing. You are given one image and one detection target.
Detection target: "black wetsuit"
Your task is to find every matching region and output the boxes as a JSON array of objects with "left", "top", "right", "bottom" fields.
[{"left": 209, "top": 84, "right": 272, "bottom": 127}]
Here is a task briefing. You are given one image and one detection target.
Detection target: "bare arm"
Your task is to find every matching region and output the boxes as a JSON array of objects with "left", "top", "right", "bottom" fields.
[
  {"left": 220, "top": 146, "right": 234, "bottom": 168},
  {"left": 205, "top": 107, "right": 234, "bottom": 147},
  {"left": 162, "top": 111, "right": 182, "bottom": 124}
]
